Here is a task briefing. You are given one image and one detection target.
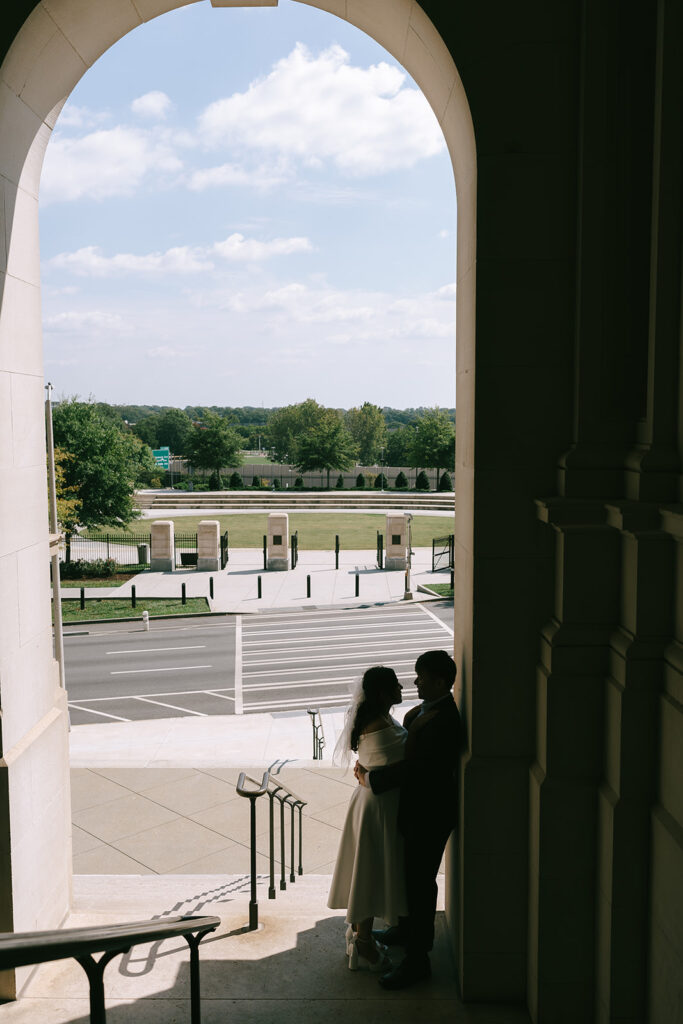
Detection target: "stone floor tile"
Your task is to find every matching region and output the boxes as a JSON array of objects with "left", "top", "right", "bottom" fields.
[
  {"left": 89, "top": 762, "right": 200, "bottom": 792},
  {"left": 71, "top": 824, "right": 104, "bottom": 856},
  {"left": 72, "top": 792, "right": 179, "bottom": 843},
  {"left": 168, "top": 846, "right": 271, "bottom": 876},
  {"left": 190, "top": 796, "right": 270, "bottom": 844},
  {"left": 69, "top": 770, "right": 131, "bottom": 812},
  {"left": 72, "top": 845, "right": 155, "bottom": 875},
  {"left": 311, "top": 799, "right": 353, "bottom": 829},
  {"left": 140, "top": 772, "right": 237, "bottom": 815},
  {"left": 112, "top": 817, "right": 234, "bottom": 873}
]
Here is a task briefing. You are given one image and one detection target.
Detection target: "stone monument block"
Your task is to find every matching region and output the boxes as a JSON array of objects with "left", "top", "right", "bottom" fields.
[
  {"left": 197, "top": 520, "right": 220, "bottom": 572},
  {"left": 150, "top": 520, "right": 174, "bottom": 572},
  {"left": 385, "top": 513, "right": 408, "bottom": 570},
  {"left": 267, "top": 512, "right": 289, "bottom": 570}
]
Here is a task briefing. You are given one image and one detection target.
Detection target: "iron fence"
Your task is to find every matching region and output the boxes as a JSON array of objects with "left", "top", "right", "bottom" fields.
[
  {"left": 432, "top": 534, "right": 454, "bottom": 572},
  {"left": 174, "top": 532, "right": 198, "bottom": 568},
  {"left": 62, "top": 531, "right": 151, "bottom": 567}
]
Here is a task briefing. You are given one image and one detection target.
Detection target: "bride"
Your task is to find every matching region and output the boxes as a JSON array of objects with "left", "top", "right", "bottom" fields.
[{"left": 327, "top": 665, "right": 407, "bottom": 971}]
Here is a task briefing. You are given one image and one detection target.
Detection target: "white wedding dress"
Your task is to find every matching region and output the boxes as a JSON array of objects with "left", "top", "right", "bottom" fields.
[{"left": 327, "top": 719, "right": 408, "bottom": 925}]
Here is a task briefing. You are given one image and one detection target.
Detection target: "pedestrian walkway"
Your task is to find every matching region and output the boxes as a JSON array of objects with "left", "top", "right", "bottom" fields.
[{"left": 57, "top": 546, "right": 451, "bottom": 613}]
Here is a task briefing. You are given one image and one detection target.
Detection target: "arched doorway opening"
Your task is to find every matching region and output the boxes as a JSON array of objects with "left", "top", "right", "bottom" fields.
[{"left": 0, "top": 0, "right": 475, "bottom": 1002}]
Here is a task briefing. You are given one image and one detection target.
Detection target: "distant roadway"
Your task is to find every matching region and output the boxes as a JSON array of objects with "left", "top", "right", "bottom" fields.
[{"left": 64, "top": 602, "right": 454, "bottom": 725}]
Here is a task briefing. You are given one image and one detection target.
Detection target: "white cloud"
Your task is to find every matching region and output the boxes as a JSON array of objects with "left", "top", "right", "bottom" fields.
[
  {"left": 212, "top": 234, "right": 312, "bottom": 261},
  {"left": 145, "top": 345, "right": 193, "bottom": 359},
  {"left": 131, "top": 91, "right": 173, "bottom": 120},
  {"left": 56, "top": 104, "right": 111, "bottom": 130},
  {"left": 198, "top": 43, "right": 445, "bottom": 177},
  {"left": 41, "top": 126, "right": 182, "bottom": 203},
  {"left": 44, "top": 310, "right": 125, "bottom": 332},
  {"left": 48, "top": 233, "right": 313, "bottom": 277},
  {"left": 49, "top": 245, "right": 212, "bottom": 276},
  {"left": 434, "top": 282, "right": 456, "bottom": 299},
  {"left": 188, "top": 161, "right": 290, "bottom": 191}
]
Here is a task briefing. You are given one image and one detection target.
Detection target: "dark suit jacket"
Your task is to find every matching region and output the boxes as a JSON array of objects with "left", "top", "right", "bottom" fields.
[{"left": 368, "top": 693, "right": 462, "bottom": 835}]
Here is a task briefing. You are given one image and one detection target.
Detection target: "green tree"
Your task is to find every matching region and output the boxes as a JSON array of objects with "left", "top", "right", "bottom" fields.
[
  {"left": 52, "top": 398, "right": 152, "bottom": 527},
  {"left": 384, "top": 425, "right": 415, "bottom": 466},
  {"left": 156, "top": 408, "right": 192, "bottom": 456},
  {"left": 345, "top": 402, "right": 387, "bottom": 465},
  {"left": 292, "top": 410, "right": 357, "bottom": 488},
  {"left": 53, "top": 447, "right": 81, "bottom": 534},
  {"left": 407, "top": 407, "right": 455, "bottom": 481},
  {"left": 188, "top": 412, "right": 242, "bottom": 478},
  {"left": 267, "top": 398, "right": 328, "bottom": 463},
  {"left": 133, "top": 413, "right": 161, "bottom": 449}
]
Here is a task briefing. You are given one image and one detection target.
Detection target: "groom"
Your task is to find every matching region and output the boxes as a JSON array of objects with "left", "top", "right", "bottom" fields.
[{"left": 356, "top": 649, "right": 462, "bottom": 989}]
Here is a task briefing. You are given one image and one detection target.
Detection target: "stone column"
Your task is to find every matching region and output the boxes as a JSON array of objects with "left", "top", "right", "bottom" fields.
[
  {"left": 150, "top": 520, "right": 174, "bottom": 572},
  {"left": 385, "top": 513, "right": 408, "bottom": 570},
  {"left": 267, "top": 513, "right": 289, "bottom": 570},
  {"left": 197, "top": 520, "right": 220, "bottom": 572}
]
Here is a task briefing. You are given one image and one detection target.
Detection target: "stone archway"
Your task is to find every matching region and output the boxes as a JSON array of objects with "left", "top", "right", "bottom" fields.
[{"left": 0, "top": 0, "right": 475, "bottom": 1000}]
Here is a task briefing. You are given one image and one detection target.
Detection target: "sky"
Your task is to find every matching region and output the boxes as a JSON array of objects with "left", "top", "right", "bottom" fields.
[{"left": 39, "top": 0, "right": 456, "bottom": 409}]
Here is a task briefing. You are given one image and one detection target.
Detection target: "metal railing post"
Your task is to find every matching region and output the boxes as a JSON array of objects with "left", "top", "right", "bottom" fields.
[
  {"left": 248, "top": 795, "right": 259, "bottom": 930},
  {"left": 297, "top": 803, "right": 303, "bottom": 875},
  {"left": 289, "top": 799, "right": 296, "bottom": 883},
  {"left": 279, "top": 796, "right": 287, "bottom": 890},
  {"left": 268, "top": 791, "right": 276, "bottom": 899}
]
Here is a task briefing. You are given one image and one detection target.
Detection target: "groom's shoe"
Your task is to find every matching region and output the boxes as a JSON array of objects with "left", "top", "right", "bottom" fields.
[
  {"left": 379, "top": 955, "right": 431, "bottom": 990},
  {"left": 372, "top": 925, "right": 406, "bottom": 947}
]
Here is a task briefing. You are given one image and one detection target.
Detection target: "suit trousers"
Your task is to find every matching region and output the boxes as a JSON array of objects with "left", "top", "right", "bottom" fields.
[{"left": 404, "top": 822, "right": 453, "bottom": 957}]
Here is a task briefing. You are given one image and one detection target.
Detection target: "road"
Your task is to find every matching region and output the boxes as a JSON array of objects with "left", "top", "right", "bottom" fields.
[{"left": 64, "top": 602, "right": 454, "bottom": 725}]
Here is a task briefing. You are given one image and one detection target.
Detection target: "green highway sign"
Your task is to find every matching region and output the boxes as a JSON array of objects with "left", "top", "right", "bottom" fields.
[{"left": 152, "top": 447, "right": 170, "bottom": 469}]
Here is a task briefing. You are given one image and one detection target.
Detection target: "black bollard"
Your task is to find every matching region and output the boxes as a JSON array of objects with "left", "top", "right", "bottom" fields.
[
  {"left": 181, "top": 582, "right": 186, "bottom": 605},
  {"left": 209, "top": 576, "right": 214, "bottom": 599},
  {"left": 335, "top": 534, "right": 339, "bottom": 570},
  {"left": 355, "top": 573, "right": 359, "bottom": 597},
  {"left": 450, "top": 569, "right": 454, "bottom": 589},
  {"left": 263, "top": 535, "right": 267, "bottom": 571},
  {"left": 80, "top": 586, "right": 85, "bottom": 611},
  {"left": 258, "top": 576, "right": 262, "bottom": 599},
  {"left": 306, "top": 575, "right": 311, "bottom": 598},
  {"left": 131, "top": 585, "right": 136, "bottom": 609}
]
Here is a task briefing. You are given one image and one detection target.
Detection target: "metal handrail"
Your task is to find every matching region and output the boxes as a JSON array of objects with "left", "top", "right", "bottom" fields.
[
  {"left": 307, "top": 708, "right": 325, "bottom": 759},
  {"left": 0, "top": 914, "right": 219, "bottom": 1024},
  {"left": 235, "top": 771, "right": 306, "bottom": 930}
]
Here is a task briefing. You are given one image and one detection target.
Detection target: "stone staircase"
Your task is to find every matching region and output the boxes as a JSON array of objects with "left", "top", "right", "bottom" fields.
[
  {"left": 2, "top": 874, "right": 530, "bottom": 1024},
  {"left": 134, "top": 490, "right": 455, "bottom": 512}
]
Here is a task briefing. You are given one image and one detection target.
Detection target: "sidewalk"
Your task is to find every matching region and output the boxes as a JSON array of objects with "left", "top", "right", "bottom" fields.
[{"left": 58, "top": 546, "right": 451, "bottom": 613}]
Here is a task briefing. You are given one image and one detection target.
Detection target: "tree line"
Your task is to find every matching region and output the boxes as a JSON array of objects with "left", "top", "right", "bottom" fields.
[{"left": 51, "top": 397, "right": 455, "bottom": 531}]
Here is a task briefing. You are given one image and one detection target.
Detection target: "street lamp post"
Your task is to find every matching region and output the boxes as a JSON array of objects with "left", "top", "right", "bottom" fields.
[{"left": 45, "top": 382, "right": 66, "bottom": 688}]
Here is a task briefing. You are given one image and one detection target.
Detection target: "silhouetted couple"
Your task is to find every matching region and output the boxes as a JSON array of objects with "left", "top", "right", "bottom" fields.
[{"left": 327, "top": 650, "right": 462, "bottom": 989}]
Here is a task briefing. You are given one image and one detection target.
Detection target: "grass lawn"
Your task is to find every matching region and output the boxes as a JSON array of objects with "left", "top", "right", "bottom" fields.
[
  {"left": 57, "top": 597, "right": 209, "bottom": 622},
  {"left": 59, "top": 574, "right": 136, "bottom": 588},
  {"left": 423, "top": 583, "right": 454, "bottom": 598},
  {"left": 95, "top": 513, "right": 454, "bottom": 549}
]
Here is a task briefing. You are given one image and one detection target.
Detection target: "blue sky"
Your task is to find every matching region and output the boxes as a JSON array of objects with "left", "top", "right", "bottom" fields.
[{"left": 40, "top": 0, "right": 456, "bottom": 409}]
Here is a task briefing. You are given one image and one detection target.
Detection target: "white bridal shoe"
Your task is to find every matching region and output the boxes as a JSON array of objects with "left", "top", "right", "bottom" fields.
[
  {"left": 348, "top": 938, "right": 392, "bottom": 973},
  {"left": 345, "top": 924, "right": 355, "bottom": 955}
]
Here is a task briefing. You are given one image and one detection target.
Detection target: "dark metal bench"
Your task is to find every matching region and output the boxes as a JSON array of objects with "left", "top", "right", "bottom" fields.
[{"left": 0, "top": 914, "right": 219, "bottom": 1023}]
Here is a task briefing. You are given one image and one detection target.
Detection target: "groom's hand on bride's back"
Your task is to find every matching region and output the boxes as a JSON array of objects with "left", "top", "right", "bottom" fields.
[{"left": 354, "top": 761, "right": 369, "bottom": 787}]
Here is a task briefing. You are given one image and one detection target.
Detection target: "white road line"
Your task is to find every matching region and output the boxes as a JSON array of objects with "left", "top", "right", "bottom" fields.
[
  {"left": 243, "top": 659, "right": 417, "bottom": 680},
  {"left": 242, "top": 634, "right": 445, "bottom": 656},
  {"left": 205, "top": 691, "right": 236, "bottom": 702},
  {"left": 244, "top": 689, "right": 420, "bottom": 712},
  {"left": 234, "top": 615, "right": 243, "bottom": 716},
  {"left": 244, "top": 677, "right": 413, "bottom": 694},
  {"left": 105, "top": 645, "right": 207, "bottom": 655},
  {"left": 65, "top": 685, "right": 236, "bottom": 703},
  {"left": 68, "top": 704, "right": 131, "bottom": 722},
  {"left": 419, "top": 605, "right": 454, "bottom": 636},
  {"left": 242, "top": 619, "right": 428, "bottom": 637},
  {"left": 243, "top": 646, "right": 435, "bottom": 668},
  {"left": 249, "top": 607, "right": 427, "bottom": 624},
  {"left": 242, "top": 628, "right": 445, "bottom": 647},
  {"left": 133, "top": 696, "right": 207, "bottom": 717},
  {"left": 110, "top": 664, "right": 212, "bottom": 676},
  {"left": 244, "top": 671, "right": 416, "bottom": 692}
]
